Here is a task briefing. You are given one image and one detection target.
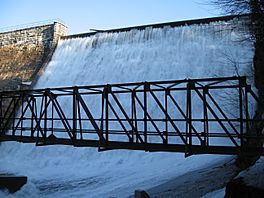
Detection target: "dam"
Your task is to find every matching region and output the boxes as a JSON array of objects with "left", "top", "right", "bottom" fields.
[{"left": 0, "top": 15, "right": 262, "bottom": 197}]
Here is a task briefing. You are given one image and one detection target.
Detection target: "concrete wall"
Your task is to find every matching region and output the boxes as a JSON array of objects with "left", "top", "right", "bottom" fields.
[{"left": 0, "top": 22, "right": 67, "bottom": 91}]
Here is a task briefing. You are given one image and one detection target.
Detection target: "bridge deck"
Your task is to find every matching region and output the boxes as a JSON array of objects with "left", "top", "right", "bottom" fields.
[{"left": 1, "top": 135, "right": 263, "bottom": 156}]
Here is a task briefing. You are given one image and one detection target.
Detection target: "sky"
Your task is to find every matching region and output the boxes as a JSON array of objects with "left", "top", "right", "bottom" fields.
[{"left": 0, "top": 0, "right": 221, "bottom": 34}]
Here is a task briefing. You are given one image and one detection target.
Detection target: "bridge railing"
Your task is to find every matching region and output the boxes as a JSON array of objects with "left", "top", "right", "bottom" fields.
[{"left": 0, "top": 76, "right": 263, "bottom": 156}]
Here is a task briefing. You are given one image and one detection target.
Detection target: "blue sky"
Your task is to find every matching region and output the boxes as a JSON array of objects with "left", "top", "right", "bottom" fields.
[{"left": 1, "top": 0, "right": 220, "bottom": 34}]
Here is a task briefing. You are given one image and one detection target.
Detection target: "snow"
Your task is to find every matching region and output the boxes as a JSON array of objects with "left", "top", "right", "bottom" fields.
[
  {"left": 202, "top": 188, "right": 226, "bottom": 198},
  {"left": 0, "top": 19, "right": 254, "bottom": 197},
  {"left": 146, "top": 157, "right": 238, "bottom": 198}
]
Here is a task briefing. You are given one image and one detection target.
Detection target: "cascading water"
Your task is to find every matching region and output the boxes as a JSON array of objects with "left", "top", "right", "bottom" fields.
[{"left": 0, "top": 19, "right": 254, "bottom": 198}]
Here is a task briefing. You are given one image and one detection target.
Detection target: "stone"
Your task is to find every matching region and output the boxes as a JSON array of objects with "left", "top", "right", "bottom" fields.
[
  {"left": 0, "top": 22, "right": 67, "bottom": 90},
  {"left": 225, "top": 177, "right": 264, "bottom": 198},
  {"left": 135, "top": 190, "right": 151, "bottom": 198}
]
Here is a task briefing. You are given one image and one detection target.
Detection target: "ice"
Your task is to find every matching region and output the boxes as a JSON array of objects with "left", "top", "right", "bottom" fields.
[{"left": 0, "top": 19, "right": 254, "bottom": 197}]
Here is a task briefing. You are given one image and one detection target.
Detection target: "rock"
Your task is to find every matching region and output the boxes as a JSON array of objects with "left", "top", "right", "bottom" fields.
[
  {"left": 225, "top": 177, "right": 264, "bottom": 198},
  {"left": 0, "top": 176, "right": 27, "bottom": 193},
  {"left": 135, "top": 190, "right": 151, "bottom": 198}
]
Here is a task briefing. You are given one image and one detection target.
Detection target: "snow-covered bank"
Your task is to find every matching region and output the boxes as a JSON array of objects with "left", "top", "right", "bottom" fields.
[
  {"left": 202, "top": 188, "right": 225, "bottom": 198},
  {"left": 145, "top": 157, "right": 237, "bottom": 198}
]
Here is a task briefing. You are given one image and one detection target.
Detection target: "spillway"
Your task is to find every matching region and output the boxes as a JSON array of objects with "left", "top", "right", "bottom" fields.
[{"left": 0, "top": 18, "right": 254, "bottom": 197}]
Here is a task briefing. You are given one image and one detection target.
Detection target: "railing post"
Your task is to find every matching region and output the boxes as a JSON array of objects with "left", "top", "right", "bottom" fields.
[
  {"left": 106, "top": 85, "right": 109, "bottom": 143},
  {"left": 51, "top": 96, "right": 54, "bottom": 136},
  {"left": 186, "top": 81, "right": 194, "bottom": 155},
  {"left": 20, "top": 93, "right": 24, "bottom": 137},
  {"left": 72, "top": 87, "right": 77, "bottom": 141},
  {"left": 12, "top": 98, "right": 16, "bottom": 135},
  {"left": 44, "top": 90, "right": 48, "bottom": 142},
  {"left": 103, "top": 85, "right": 111, "bottom": 144},
  {"left": 77, "top": 95, "right": 83, "bottom": 140},
  {"left": 164, "top": 89, "right": 169, "bottom": 144},
  {"left": 239, "top": 77, "right": 246, "bottom": 147},
  {"left": 144, "top": 82, "right": 150, "bottom": 144},
  {"left": 31, "top": 96, "right": 35, "bottom": 137},
  {"left": 202, "top": 86, "right": 209, "bottom": 146},
  {"left": 245, "top": 85, "right": 250, "bottom": 140},
  {"left": 100, "top": 88, "right": 104, "bottom": 142},
  {"left": 131, "top": 91, "right": 135, "bottom": 143}
]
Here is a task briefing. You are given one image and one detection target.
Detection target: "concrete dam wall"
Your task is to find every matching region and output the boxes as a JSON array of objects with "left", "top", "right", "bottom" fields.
[{"left": 0, "top": 21, "right": 67, "bottom": 91}]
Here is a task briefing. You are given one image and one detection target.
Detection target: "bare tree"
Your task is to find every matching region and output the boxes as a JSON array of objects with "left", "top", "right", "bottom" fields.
[
  {"left": 211, "top": 0, "right": 264, "bottom": 167},
  {"left": 210, "top": 0, "right": 263, "bottom": 83},
  {"left": 211, "top": 0, "right": 263, "bottom": 13}
]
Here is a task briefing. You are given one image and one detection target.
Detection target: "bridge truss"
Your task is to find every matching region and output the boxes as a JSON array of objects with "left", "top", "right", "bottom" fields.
[{"left": 0, "top": 76, "right": 263, "bottom": 156}]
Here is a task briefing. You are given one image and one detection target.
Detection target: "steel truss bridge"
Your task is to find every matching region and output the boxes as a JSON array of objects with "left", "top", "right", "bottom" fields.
[{"left": 0, "top": 76, "right": 263, "bottom": 156}]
